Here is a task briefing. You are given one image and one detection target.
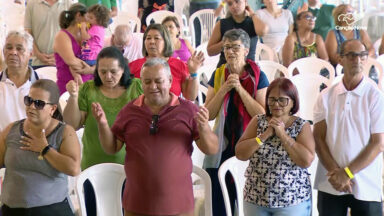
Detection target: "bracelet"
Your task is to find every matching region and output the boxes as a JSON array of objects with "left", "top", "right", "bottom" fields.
[
  {"left": 38, "top": 145, "right": 51, "bottom": 160},
  {"left": 344, "top": 167, "right": 354, "bottom": 179},
  {"left": 220, "top": 1, "right": 226, "bottom": 7},
  {"left": 190, "top": 73, "right": 198, "bottom": 78},
  {"left": 255, "top": 137, "right": 263, "bottom": 146}
]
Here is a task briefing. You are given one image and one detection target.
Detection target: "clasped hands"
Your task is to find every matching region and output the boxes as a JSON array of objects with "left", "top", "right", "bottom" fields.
[{"left": 327, "top": 168, "right": 353, "bottom": 193}]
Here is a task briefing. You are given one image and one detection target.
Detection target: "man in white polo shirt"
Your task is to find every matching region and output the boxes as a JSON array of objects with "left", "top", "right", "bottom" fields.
[
  {"left": 313, "top": 39, "right": 384, "bottom": 216},
  {"left": 0, "top": 31, "right": 40, "bottom": 131}
]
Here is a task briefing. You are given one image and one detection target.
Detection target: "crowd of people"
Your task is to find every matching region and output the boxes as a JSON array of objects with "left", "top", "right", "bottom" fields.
[{"left": 0, "top": 0, "right": 384, "bottom": 216}]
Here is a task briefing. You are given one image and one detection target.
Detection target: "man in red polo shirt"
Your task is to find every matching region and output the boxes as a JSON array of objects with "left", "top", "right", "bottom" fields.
[{"left": 91, "top": 57, "right": 218, "bottom": 216}]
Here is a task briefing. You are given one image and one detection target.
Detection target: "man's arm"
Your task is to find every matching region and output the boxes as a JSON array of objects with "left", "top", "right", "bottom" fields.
[
  {"left": 194, "top": 106, "right": 219, "bottom": 155},
  {"left": 313, "top": 120, "right": 340, "bottom": 172}
]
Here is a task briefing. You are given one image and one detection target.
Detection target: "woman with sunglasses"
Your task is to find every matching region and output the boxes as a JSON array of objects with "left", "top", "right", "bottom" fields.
[
  {"left": 236, "top": 78, "right": 315, "bottom": 216},
  {"left": 282, "top": 11, "right": 328, "bottom": 68},
  {"left": 204, "top": 29, "right": 268, "bottom": 215},
  {"left": 63, "top": 46, "right": 142, "bottom": 216},
  {"left": 0, "top": 79, "right": 80, "bottom": 216}
]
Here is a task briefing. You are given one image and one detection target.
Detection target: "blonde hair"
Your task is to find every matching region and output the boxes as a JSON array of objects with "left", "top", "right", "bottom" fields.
[{"left": 332, "top": 4, "right": 353, "bottom": 27}]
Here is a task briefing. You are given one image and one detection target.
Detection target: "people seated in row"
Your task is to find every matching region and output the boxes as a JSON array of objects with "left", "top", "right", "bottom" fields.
[
  {"left": 0, "top": 79, "right": 81, "bottom": 216},
  {"left": 106, "top": 25, "right": 143, "bottom": 63},
  {"left": 63, "top": 47, "right": 143, "bottom": 216},
  {"left": 162, "top": 16, "right": 194, "bottom": 63},
  {"left": 0, "top": 31, "right": 39, "bottom": 131},
  {"left": 236, "top": 77, "right": 315, "bottom": 216},
  {"left": 204, "top": 29, "right": 269, "bottom": 215},
  {"left": 129, "top": 23, "right": 203, "bottom": 101},
  {"left": 54, "top": 3, "right": 94, "bottom": 94},
  {"left": 282, "top": 11, "right": 328, "bottom": 67},
  {"left": 208, "top": 0, "right": 268, "bottom": 67},
  {"left": 92, "top": 57, "right": 218, "bottom": 216}
]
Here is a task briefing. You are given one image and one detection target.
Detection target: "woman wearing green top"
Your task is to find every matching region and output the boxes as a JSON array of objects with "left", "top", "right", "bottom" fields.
[{"left": 63, "top": 46, "right": 143, "bottom": 216}]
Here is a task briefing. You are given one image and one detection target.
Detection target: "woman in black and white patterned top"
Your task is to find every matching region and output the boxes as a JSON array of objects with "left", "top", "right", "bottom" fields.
[{"left": 235, "top": 77, "right": 315, "bottom": 216}]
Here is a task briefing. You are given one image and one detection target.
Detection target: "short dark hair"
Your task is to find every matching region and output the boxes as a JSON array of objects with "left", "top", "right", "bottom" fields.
[
  {"left": 31, "top": 79, "right": 62, "bottom": 121},
  {"left": 59, "top": 3, "right": 87, "bottom": 29},
  {"left": 161, "top": 16, "right": 180, "bottom": 38},
  {"left": 94, "top": 46, "right": 132, "bottom": 88},
  {"left": 265, "top": 78, "right": 300, "bottom": 116},
  {"left": 87, "top": 4, "right": 110, "bottom": 28},
  {"left": 142, "top": 23, "right": 173, "bottom": 57},
  {"left": 339, "top": 39, "right": 367, "bottom": 55}
]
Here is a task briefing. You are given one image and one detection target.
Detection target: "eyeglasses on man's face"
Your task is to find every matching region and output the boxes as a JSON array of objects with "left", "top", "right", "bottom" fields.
[
  {"left": 341, "top": 51, "right": 369, "bottom": 60},
  {"left": 24, "top": 96, "right": 54, "bottom": 110},
  {"left": 223, "top": 44, "right": 243, "bottom": 52},
  {"left": 267, "top": 97, "right": 290, "bottom": 107},
  {"left": 149, "top": 115, "right": 159, "bottom": 135}
]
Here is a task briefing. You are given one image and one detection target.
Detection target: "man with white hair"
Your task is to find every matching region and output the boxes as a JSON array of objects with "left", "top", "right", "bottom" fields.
[
  {"left": 106, "top": 24, "right": 143, "bottom": 63},
  {"left": 0, "top": 31, "right": 41, "bottom": 131}
]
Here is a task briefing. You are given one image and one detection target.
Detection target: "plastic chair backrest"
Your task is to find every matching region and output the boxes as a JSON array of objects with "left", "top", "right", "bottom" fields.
[
  {"left": 289, "top": 73, "right": 332, "bottom": 123},
  {"left": 374, "top": 38, "right": 381, "bottom": 55},
  {"left": 189, "top": 9, "right": 216, "bottom": 48},
  {"left": 110, "top": 12, "right": 141, "bottom": 33},
  {"left": 59, "top": 91, "right": 70, "bottom": 113},
  {"left": 192, "top": 165, "right": 213, "bottom": 216},
  {"left": 257, "top": 60, "right": 288, "bottom": 82},
  {"left": 255, "top": 43, "right": 277, "bottom": 61},
  {"left": 146, "top": 11, "right": 183, "bottom": 34},
  {"left": 287, "top": 57, "right": 335, "bottom": 83},
  {"left": 35, "top": 66, "right": 57, "bottom": 82},
  {"left": 218, "top": 157, "right": 249, "bottom": 216},
  {"left": 336, "top": 57, "right": 383, "bottom": 89},
  {"left": 76, "top": 163, "right": 125, "bottom": 216}
]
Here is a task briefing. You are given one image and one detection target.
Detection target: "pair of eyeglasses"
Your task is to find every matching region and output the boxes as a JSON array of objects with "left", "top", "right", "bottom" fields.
[
  {"left": 267, "top": 97, "right": 290, "bottom": 107},
  {"left": 24, "top": 96, "right": 54, "bottom": 110},
  {"left": 304, "top": 15, "right": 317, "bottom": 21},
  {"left": 341, "top": 51, "right": 369, "bottom": 60},
  {"left": 149, "top": 115, "right": 159, "bottom": 135},
  {"left": 223, "top": 44, "right": 243, "bottom": 52}
]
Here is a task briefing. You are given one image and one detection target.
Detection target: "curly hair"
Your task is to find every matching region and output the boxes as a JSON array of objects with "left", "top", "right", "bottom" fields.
[{"left": 87, "top": 4, "right": 110, "bottom": 28}]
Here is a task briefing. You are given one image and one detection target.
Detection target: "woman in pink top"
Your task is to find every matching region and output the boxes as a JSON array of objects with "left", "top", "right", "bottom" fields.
[
  {"left": 53, "top": 3, "right": 94, "bottom": 94},
  {"left": 79, "top": 4, "right": 110, "bottom": 66},
  {"left": 162, "top": 16, "right": 194, "bottom": 63}
]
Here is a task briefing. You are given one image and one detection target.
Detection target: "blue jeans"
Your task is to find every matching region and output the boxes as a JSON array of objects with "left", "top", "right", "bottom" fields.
[{"left": 244, "top": 199, "right": 311, "bottom": 216}]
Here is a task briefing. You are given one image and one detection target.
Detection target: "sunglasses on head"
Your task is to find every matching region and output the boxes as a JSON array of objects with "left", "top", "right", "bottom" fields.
[
  {"left": 149, "top": 115, "right": 159, "bottom": 135},
  {"left": 24, "top": 96, "right": 54, "bottom": 110}
]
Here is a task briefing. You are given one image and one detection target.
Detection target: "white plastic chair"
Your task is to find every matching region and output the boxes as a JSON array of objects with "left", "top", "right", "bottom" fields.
[
  {"left": 255, "top": 43, "right": 277, "bottom": 61},
  {"left": 76, "top": 163, "right": 125, "bottom": 216},
  {"left": 218, "top": 157, "right": 249, "bottom": 216},
  {"left": 189, "top": 9, "right": 216, "bottom": 48},
  {"left": 257, "top": 60, "right": 288, "bottom": 83},
  {"left": 287, "top": 57, "right": 335, "bottom": 83},
  {"left": 192, "top": 165, "right": 213, "bottom": 216},
  {"left": 35, "top": 66, "right": 57, "bottom": 82},
  {"left": 146, "top": 11, "right": 184, "bottom": 35},
  {"left": 59, "top": 91, "right": 70, "bottom": 113},
  {"left": 289, "top": 73, "right": 332, "bottom": 123},
  {"left": 110, "top": 12, "right": 141, "bottom": 33}
]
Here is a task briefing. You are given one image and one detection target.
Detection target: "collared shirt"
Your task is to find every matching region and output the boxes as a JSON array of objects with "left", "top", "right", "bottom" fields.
[
  {"left": 0, "top": 67, "right": 39, "bottom": 131},
  {"left": 313, "top": 76, "right": 384, "bottom": 202},
  {"left": 24, "top": 0, "right": 71, "bottom": 66},
  {"left": 111, "top": 93, "right": 199, "bottom": 215}
]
